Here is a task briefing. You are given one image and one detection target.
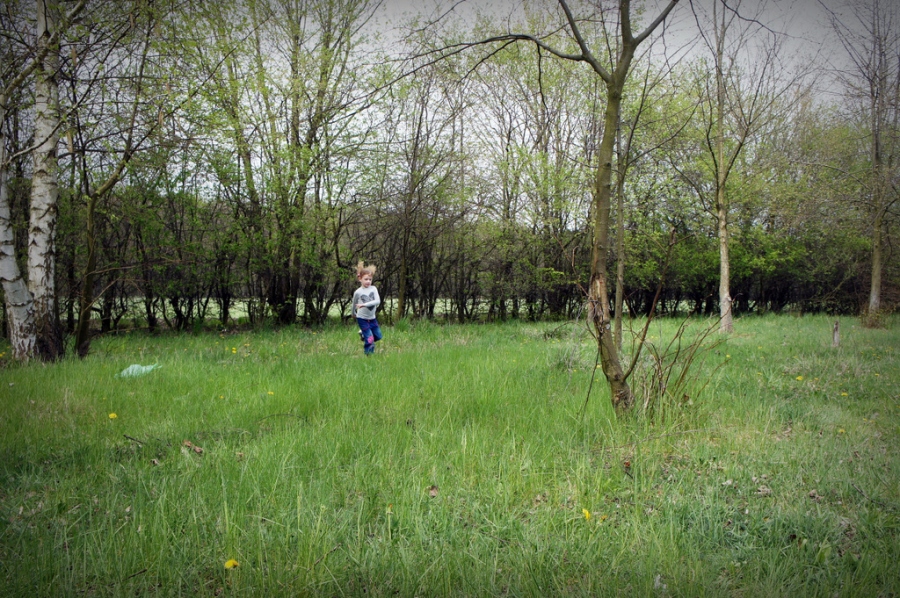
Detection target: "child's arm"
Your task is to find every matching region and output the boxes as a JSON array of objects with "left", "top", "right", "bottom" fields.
[{"left": 360, "top": 288, "right": 381, "bottom": 309}]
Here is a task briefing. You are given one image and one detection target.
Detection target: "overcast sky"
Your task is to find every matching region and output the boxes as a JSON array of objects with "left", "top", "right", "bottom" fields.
[{"left": 371, "top": 0, "right": 850, "bottom": 65}]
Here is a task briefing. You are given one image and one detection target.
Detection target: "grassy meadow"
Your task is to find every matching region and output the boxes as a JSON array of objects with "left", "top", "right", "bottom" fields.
[{"left": 0, "top": 315, "right": 898, "bottom": 596}]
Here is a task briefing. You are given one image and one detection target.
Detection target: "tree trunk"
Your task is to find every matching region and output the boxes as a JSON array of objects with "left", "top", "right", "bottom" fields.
[
  {"left": 0, "top": 145, "right": 37, "bottom": 361},
  {"left": 717, "top": 193, "right": 733, "bottom": 332},
  {"left": 867, "top": 208, "right": 883, "bottom": 316},
  {"left": 28, "top": 0, "right": 63, "bottom": 360},
  {"left": 714, "top": 0, "right": 733, "bottom": 334},
  {"left": 74, "top": 192, "right": 98, "bottom": 356},
  {"left": 550, "top": 0, "right": 680, "bottom": 415},
  {"left": 397, "top": 238, "right": 409, "bottom": 319},
  {"left": 589, "top": 82, "right": 633, "bottom": 415},
  {"left": 614, "top": 119, "right": 626, "bottom": 350}
]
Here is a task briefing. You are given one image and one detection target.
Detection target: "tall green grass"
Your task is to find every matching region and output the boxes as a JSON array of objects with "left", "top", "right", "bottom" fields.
[{"left": 0, "top": 315, "right": 897, "bottom": 596}]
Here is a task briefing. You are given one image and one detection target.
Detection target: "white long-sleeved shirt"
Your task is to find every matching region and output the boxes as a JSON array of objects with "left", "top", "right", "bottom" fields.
[{"left": 352, "top": 285, "right": 380, "bottom": 320}]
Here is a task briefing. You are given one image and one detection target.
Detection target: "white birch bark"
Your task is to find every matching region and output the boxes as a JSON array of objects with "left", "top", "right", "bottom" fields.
[
  {"left": 0, "top": 0, "right": 84, "bottom": 361},
  {"left": 28, "top": 0, "right": 62, "bottom": 359},
  {"left": 0, "top": 138, "right": 37, "bottom": 361}
]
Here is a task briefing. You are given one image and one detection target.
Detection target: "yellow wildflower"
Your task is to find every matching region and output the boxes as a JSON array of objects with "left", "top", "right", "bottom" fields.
[
  {"left": 224, "top": 559, "right": 239, "bottom": 569},
  {"left": 796, "top": 376, "right": 804, "bottom": 381},
  {"left": 108, "top": 413, "right": 117, "bottom": 419},
  {"left": 582, "top": 508, "right": 591, "bottom": 520}
]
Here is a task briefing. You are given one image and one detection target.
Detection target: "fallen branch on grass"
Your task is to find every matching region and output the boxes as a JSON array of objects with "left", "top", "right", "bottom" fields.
[{"left": 852, "top": 483, "right": 894, "bottom": 511}]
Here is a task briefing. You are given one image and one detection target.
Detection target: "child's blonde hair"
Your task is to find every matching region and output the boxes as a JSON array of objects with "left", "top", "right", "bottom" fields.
[{"left": 356, "top": 261, "right": 377, "bottom": 279}]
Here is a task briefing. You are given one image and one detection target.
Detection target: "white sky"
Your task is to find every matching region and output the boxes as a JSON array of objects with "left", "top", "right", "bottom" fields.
[{"left": 371, "top": 0, "right": 850, "bottom": 65}]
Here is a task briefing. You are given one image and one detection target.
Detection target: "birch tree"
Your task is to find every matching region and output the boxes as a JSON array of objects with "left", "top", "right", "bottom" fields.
[
  {"left": 0, "top": 0, "right": 86, "bottom": 361},
  {"left": 27, "top": 0, "right": 65, "bottom": 358}
]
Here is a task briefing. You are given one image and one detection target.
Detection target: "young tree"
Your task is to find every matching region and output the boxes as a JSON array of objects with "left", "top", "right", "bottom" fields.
[
  {"left": 682, "top": 0, "right": 807, "bottom": 333},
  {"left": 827, "top": 0, "right": 900, "bottom": 322},
  {"left": 480, "top": 0, "right": 680, "bottom": 415}
]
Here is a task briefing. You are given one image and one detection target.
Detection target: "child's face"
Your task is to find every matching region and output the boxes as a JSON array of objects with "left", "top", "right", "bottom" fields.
[{"left": 359, "top": 274, "right": 372, "bottom": 288}]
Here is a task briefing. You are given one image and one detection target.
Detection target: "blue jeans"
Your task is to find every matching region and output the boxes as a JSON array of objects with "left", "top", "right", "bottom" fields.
[{"left": 357, "top": 317, "right": 382, "bottom": 354}]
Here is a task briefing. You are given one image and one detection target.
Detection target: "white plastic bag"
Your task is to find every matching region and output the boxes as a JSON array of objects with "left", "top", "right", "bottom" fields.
[{"left": 116, "top": 364, "right": 161, "bottom": 378}]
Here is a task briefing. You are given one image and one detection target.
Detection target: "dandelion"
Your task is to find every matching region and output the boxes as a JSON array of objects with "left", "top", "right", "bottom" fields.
[
  {"left": 838, "top": 429, "right": 845, "bottom": 434},
  {"left": 841, "top": 392, "right": 848, "bottom": 397},
  {"left": 108, "top": 413, "right": 118, "bottom": 419},
  {"left": 582, "top": 508, "right": 591, "bottom": 520},
  {"left": 796, "top": 376, "right": 804, "bottom": 381},
  {"left": 224, "top": 559, "right": 239, "bottom": 569},
  {"left": 267, "top": 391, "right": 274, "bottom": 396}
]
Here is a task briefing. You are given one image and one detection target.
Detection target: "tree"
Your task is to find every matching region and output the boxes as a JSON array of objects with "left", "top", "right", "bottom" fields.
[
  {"left": 0, "top": 0, "right": 87, "bottom": 361},
  {"left": 681, "top": 0, "right": 807, "bottom": 333},
  {"left": 827, "top": 0, "right": 900, "bottom": 322},
  {"left": 71, "top": 1, "right": 166, "bottom": 356},
  {"left": 484, "top": 0, "right": 680, "bottom": 415}
]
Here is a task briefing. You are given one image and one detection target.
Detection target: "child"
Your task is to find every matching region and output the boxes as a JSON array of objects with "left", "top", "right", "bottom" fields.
[{"left": 352, "top": 261, "right": 382, "bottom": 355}]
